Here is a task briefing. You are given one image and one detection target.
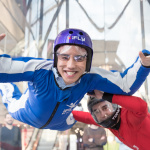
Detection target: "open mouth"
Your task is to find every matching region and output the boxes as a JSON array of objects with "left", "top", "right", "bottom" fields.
[
  {"left": 65, "top": 71, "right": 77, "bottom": 77},
  {"left": 66, "top": 71, "right": 76, "bottom": 76}
]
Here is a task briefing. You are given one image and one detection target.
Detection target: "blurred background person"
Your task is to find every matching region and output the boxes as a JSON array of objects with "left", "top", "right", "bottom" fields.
[
  {"left": 83, "top": 124, "right": 107, "bottom": 150},
  {"left": 0, "top": 113, "right": 22, "bottom": 150}
]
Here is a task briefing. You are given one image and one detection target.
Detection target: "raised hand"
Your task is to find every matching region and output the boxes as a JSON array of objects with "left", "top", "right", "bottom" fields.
[
  {"left": 139, "top": 51, "right": 150, "bottom": 67},
  {"left": 0, "top": 33, "right": 6, "bottom": 41},
  {"left": 87, "top": 90, "right": 104, "bottom": 99}
]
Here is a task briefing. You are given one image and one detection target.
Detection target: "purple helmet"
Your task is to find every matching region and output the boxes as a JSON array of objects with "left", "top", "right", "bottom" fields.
[{"left": 53, "top": 28, "right": 93, "bottom": 72}]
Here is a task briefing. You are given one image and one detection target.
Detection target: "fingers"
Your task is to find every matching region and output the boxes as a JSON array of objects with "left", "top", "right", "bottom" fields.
[
  {"left": 139, "top": 51, "right": 145, "bottom": 60},
  {"left": 87, "top": 90, "right": 104, "bottom": 99},
  {"left": 94, "top": 90, "right": 104, "bottom": 99},
  {"left": 139, "top": 51, "right": 150, "bottom": 66},
  {"left": 0, "top": 33, "right": 6, "bottom": 41},
  {"left": 138, "top": 51, "right": 150, "bottom": 61}
]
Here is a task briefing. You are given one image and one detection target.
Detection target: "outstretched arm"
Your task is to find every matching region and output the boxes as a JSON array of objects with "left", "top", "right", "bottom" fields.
[
  {"left": 0, "top": 55, "right": 53, "bottom": 82},
  {"left": 102, "top": 93, "right": 148, "bottom": 125},
  {"left": 90, "top": 49, "right": 150, "bottom": 95},
  {"left": 0, "top": 33, "right": 53, "bottom": 83},
  {"left": 139, "top": 50, "right": 150, "bottom": 66},
  {"left": 72, "top": 110, "right": 100, "bottom": 127}
]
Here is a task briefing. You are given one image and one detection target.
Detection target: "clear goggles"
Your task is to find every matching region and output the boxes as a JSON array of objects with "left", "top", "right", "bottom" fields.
[
  {"left": 56, "top": 45, "right": 87, "bottom": 62},
  {"left": 92, "top": 102, "right": 115, "bottom": 123},
  {"left": 57, "top": 53, "right": 87, "bottom": 62}
]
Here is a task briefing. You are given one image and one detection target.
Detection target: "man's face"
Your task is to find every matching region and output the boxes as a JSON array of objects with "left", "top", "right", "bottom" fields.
[
  {"left": 5, "top": 114, "right": 14, "bottom": 125},
  {"left": 57, "top": 45, "right": 87, "bottom": 85},
  {"left": 92, "top": 101, "right": 114, "bottom": 123}
]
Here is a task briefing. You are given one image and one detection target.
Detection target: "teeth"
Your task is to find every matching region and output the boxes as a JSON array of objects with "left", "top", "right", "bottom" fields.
[{"left": 67, "top": 72, "right": 75, "bottom": 75}]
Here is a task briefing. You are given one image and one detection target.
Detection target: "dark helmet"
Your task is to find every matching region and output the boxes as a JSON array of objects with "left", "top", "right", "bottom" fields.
[
  {"left": 88, "top": 97, "right": 120, "bottom": 128},
  {"left": 53, "top": 28, "right": 93, "bottom": 72}
]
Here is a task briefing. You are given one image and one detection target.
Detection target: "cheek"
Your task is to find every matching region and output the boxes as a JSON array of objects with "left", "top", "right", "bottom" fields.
[
  {"left": 106, "top": 111, "right": 113, "bottom": 117},
  {"left": 57, "top": 60, "right": 64, "bottom": 69},
  {"left": 96, "top": 115, "right": 102, "bottom": 122},
  {"left": 57, "top": 61, "right": 62, "bottom": 74},
  {"left": 78, "top": 61, "right": 86, "bottom": 71},
  {"left": 95, "top": 114, "right": 101, "bottom": 119},
  {"left": 57, "top": 59, "right": 61, "bottom": 67}
]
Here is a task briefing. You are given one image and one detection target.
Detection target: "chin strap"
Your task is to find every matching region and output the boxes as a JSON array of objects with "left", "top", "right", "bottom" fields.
[{"left": 110, "top": 118, "right": 121, "bottom": 130}]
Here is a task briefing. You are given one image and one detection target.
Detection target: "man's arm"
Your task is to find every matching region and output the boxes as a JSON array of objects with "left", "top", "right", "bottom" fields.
[
  {"left": 90, "top": 49, "right": 150, "bottom": 95},
  {"left": 0, "top": 54, "right": 53, "bottom": 82},
  {"left": 72, "top": 111, "right": 100, "bottom": 126},
  {"left": 103, "top": 93, "right": 148, "bottom": 125},
  {"left": 0, "top": 34, "right": 53, "bottom": 83}
]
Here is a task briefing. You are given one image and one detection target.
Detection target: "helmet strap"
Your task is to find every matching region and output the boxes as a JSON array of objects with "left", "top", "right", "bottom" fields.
[{"left": 110, "top": 118, "right": 121, "bottom": 130}]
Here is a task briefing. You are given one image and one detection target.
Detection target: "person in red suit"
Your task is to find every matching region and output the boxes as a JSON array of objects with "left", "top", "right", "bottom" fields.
[{"left": 72, "top": 90, "right": 150, "bottom": 150}]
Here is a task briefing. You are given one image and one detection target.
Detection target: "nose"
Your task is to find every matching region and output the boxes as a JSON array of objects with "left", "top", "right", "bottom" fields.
[
  {"left": 67, "top": 56, "right": 76, "bottom": 69},
  {"left": 100, "top": 111, "right": 108, "bottom": 119}
]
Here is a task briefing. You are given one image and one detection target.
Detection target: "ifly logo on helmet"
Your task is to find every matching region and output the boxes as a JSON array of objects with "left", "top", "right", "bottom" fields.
[{"left": 68, "top": 36, "right": 85, "bottom": 41}]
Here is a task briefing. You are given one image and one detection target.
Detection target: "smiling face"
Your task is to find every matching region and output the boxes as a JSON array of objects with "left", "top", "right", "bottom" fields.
[
  {"left": 57, "top": 45, "right": 87, "bottom": 85},
  {"left": 92, "top": 101, "right": 114, "bottom": 123}
]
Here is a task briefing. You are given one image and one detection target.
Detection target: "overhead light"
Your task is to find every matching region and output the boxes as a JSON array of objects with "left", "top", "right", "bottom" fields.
[
  {"left": 99, "top": 65, "right": 112, "bottom": 71},
  {"left": 105, "top": 57, "right": 109, "bottom": 63}
]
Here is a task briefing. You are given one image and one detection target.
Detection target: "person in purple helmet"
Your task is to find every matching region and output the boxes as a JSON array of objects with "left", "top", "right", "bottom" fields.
[{"left": 0, "top": 28, "right": 150, "bottom": 131}]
